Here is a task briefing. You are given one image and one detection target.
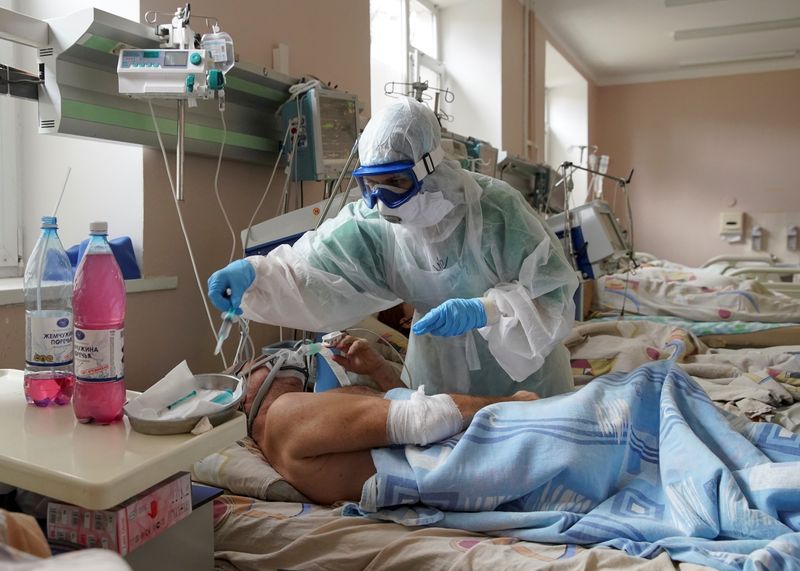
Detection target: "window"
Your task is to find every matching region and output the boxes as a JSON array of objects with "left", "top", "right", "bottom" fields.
[
  {"left": 0, "top": 98, "right": 21, "bottom": 278},
  {"left": 408, "top": 0, "right": 443, "bottom": 95},
  {"left": 0, "top": 0, "right": 142, "bottom": 280},
  {"left": 409, "top": 0, "right": 436, "bottom": 57},
  {"left": 544, "top": 41, "right": 589, "bottom": 206},
  {"left": 370, "top": 0, "right": 444, "bottom": 115}
]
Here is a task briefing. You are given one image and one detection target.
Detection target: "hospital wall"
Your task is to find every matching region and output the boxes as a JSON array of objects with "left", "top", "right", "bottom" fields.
[
  {"left": 591, "top": 70, "right": 800, "bottom": 268},
  {"left": 0, "top": 1, "right": 371, "bottom": 390},
  {"left": 131, "top": 0, "right": 370, "bottom": 390},
  {"left": 441, "top": 0, "right": 531, "bottom": 157}
]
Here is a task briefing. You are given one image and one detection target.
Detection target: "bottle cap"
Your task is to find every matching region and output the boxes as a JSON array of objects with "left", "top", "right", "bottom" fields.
[
  {"left": 41, "top": 215, "right": 57, "bottom": 229},
  {"left": 89, "top": 221, "right": 108, "bottom": 234}
]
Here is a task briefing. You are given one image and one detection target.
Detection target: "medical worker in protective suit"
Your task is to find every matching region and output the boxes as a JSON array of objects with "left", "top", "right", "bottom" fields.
[{"left": 207, "top": 97, "right": 579, "bottom": 397}]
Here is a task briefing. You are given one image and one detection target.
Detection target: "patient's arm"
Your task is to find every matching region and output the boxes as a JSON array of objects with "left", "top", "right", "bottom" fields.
[
  {"left": 263, "top": 389, "right": 538, "bottom": 504},
  {"left": 244, "top": 335, "right": 537, "bottom": 504},
  {"left": 242, "top": 336, "right": 403, "bottom": 463}
]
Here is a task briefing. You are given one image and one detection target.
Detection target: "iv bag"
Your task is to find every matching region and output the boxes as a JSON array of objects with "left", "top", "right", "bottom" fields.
[{"left": 201, "top": 26, "right": 235, "bottom": 74}]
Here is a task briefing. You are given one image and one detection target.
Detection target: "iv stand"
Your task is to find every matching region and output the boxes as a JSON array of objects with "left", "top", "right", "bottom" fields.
[
  {"left": 172, "top": 4, "right": 192, "bottom": 202},
  {"left": 315, "top": 138, "right": 360, "bottom": 230},
  {"left": 558, "top": 161, "right": 633, "bottom": 188},
  {"left": 556, "top": 161, "right": 637, "bottom": 263}
]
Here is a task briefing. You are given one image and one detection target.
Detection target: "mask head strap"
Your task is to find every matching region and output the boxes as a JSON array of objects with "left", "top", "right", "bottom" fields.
[{"left": 411, "top": 146, "right": 445, "bottom": 183}]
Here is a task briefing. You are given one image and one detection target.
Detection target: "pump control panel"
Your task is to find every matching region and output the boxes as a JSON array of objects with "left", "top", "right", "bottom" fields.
[{"left": 117, "top": 49, "right": 222, "bottom": 98}]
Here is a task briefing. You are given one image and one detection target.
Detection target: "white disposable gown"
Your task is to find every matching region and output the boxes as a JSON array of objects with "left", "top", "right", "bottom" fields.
[{"left": 241, "top": 99, "right": 578, "bottom": 397}]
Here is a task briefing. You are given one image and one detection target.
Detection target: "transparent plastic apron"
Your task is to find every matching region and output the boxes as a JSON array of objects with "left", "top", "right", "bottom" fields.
[{"left": 382, "top": 211, "right": 571, "bottom": 397}]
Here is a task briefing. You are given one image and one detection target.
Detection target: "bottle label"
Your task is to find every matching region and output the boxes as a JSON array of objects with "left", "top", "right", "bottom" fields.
[
  {"left": 74, "top": 328, "right": 124, "bottom": 382},
  {"left": 204, "top": 38, "right": 228, "bottom": 62},
  {"left": 26, "top": 312, "right": 73, "bottom": 366}
]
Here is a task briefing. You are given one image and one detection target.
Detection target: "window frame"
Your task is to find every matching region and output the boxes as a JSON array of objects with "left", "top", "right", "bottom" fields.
[
  {"left": 406, "top": 0, "right": 444, "bottom": 91},
  {"left": 0, "top": 61, "right": 23, "bottom": 278}
]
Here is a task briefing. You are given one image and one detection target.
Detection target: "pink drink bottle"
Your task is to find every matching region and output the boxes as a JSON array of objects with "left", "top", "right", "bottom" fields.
[
  {"left": 23, "top": 215, "right": 75, "bottom": 406},
  {"left": 73, "top": 221, "right": 126, "bottom": 424}
]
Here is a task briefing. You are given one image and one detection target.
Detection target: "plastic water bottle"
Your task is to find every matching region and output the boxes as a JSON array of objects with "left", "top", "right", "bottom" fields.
[
  {"left": 23, "top": 215, "right": 75, "bottom": 406},
  {"left": 73, "top": 221, "right": 126, "bottom": 424}
]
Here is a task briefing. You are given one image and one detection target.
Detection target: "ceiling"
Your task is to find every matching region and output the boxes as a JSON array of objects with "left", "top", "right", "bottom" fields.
[{"left": 437, "top": 0, "right": 800, "bottom": 85}]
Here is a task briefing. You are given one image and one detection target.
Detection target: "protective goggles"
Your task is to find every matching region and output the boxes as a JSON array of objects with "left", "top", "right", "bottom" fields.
[{"left": 354, "top": 147, "right": 445, "bottom": 209}]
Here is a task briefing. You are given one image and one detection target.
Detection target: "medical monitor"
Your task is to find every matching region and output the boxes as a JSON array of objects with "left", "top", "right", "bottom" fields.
[
  {"left": 281, "top": 88, "right": 359, "bottom": 181},
  {"left": 440, "top": 129, "right": 499, "bottom": 178},
  {"left": 497, "top": 157, "right": 560, "bottom": 214},
  {"left": 473, "top": 139, "right": 498, "bottom": 178},
  {"left": 546, "top": 200, "right": 630, "bottom": 280}
]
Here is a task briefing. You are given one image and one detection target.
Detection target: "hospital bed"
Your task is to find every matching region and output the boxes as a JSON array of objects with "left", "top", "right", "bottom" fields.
[
  {"left": 588, "top": 255, "right": 800, "bottom": 354},
  {"left": 724, "top": 265, "right": 800, "bottom": 298},
  {"left": 191, "top": 316, "right": 800, "bottom": 570},
  {"left": 200, "top": 357, "right": 800, "bottom": 570},
  {"left": 675, "top": 253, "right": 800, "bottom": 299},
  {"left": 195, "top": 202, "right": 800, "bottom": 569},
  {"left": 546, "top": 202, "right": 800, "bottom": 337}
]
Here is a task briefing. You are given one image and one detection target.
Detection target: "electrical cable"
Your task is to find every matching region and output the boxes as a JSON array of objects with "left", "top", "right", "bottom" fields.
[
  {"left": 286, "top": 78, "right": 322, "bottom": 100},
  {"left": 147, "top": 101, "right": 228, "bottom": 369},
  {"left": 334, "top": 173, "right": 356, "bottom": 217},
  {"left": 3, "top": 78, "right": 43, "bottom": 84},
  {"left": 622, "top": 181, "right": 635, "bottom": 255},
  {"left": 275, "top": 99, "right": 302, "bottom": 217},
  {"left": 211, "top": 107, "right": 237, "bottom": 264},
  {"left": 242, "top": 124, "right": 292, "bottom": 257}
]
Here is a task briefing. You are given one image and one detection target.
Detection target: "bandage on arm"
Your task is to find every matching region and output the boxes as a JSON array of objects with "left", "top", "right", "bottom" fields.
[{"left": 386, "top": 387, "right": 464, "bottom": 446}]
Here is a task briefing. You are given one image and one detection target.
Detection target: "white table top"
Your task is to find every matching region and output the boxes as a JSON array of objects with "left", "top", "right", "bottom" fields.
[{"left": 0, "top": 369, "right": 245, "bottom": 509}]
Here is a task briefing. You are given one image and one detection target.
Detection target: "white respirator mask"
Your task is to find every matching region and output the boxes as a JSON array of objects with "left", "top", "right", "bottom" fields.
[{"left": 378, "top": 190, "right": 455, "bottom": 227}]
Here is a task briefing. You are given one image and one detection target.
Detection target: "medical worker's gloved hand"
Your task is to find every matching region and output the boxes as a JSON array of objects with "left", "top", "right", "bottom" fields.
[
  {"left": 412, "top": 298, "right": 487, "bottom": 337},
  {"left": 207, "top": 259, "right": 256, "bottom": 315}
]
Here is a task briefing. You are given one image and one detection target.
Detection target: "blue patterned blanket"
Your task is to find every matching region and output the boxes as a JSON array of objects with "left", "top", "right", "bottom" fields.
[{"left": 344, "top": 360, "right": 800, "bottom": 570}]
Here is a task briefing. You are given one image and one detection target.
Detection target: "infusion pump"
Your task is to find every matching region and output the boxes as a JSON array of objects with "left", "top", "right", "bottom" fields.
[{"left": 117, "top": 49, "right": 224, "bottom": 99}]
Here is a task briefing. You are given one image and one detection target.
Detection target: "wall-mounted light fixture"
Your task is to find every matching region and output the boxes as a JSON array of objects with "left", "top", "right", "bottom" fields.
[
  {"left": 674, "top": 17, "right": 800, "bottom": 40},
  {"left": 665, "top": 0, "right": 727, "bottom": 7},
  {"left": 679, "top": 50, "right": 799, "bottom": 67}
]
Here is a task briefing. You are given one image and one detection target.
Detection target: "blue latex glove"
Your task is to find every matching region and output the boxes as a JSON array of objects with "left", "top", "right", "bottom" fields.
[
  {"left": 207, "top": 259, "right": 256, "bottom": 315},
  {"left": 412, "top": 298, "right": 487, "bottom": 337}
]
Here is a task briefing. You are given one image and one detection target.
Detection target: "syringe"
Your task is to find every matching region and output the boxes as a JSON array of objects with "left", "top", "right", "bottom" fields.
[{"left": 214, "top": 309, "right": 238, "bottom": 356}]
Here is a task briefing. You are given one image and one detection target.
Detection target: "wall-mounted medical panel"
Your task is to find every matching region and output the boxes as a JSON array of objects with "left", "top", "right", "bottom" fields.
[{"left": 28, "top": 7, "right": 298, "bottom": 165}]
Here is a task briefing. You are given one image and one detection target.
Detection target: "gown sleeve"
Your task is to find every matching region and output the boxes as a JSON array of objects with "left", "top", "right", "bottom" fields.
[
  {"left": 475, "top": 180, "right": 579, "bottom": 381},
  {"left": 240, "top": 201, "right": 402, "bottom": 332}
]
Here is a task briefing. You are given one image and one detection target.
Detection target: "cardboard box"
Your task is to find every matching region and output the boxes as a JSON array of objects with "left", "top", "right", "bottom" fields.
[{"left": 47, "top": 471, "right": 192, "bottom": 555}]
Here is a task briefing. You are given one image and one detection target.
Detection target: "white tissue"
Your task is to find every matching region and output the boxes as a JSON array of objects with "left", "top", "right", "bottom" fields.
[
  {"left": 191, "top": 417, "right": 214, "bottom": 435},
  {"left": 125, "top": 360, "right": 242, "bottom": 422}
]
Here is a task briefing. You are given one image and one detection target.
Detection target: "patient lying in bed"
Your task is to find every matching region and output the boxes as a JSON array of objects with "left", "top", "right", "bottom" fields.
[
  {"left": 242, "top": 335, "right": 538, "bottom": 504},
  {"left": 240, "top": 336, "right": 800, "bottom": 569}
]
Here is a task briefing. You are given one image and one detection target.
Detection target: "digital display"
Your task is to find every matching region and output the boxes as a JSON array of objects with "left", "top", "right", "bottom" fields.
[
  {"left": 318, "top": 96, "right": 357, "bottom": 163},
  {"left": 598, "top": 211, "right": 627, "bottom": 251},
  {"left": 143, "top": 51, "right": 160, "bottom": 59},
  {"left": 163, "top": 51, "right": 188, "bottom": 67}
]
